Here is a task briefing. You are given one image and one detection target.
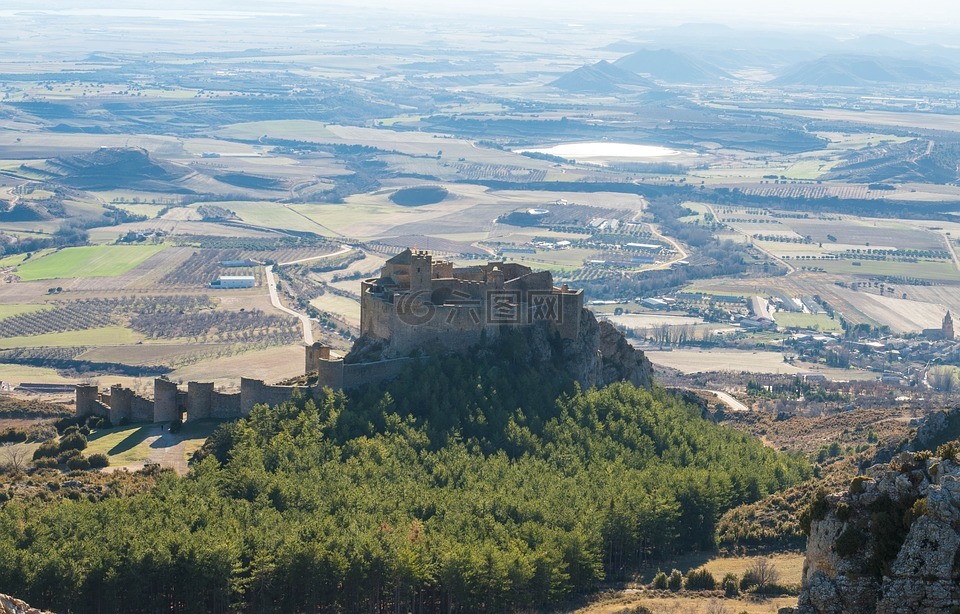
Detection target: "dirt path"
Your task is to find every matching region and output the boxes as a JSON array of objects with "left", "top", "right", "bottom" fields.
[{"left": 146, "top": 428, "right": 190, "bottom": 475}]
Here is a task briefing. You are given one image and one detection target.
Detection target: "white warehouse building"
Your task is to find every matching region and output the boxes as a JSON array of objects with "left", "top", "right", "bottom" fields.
[{"left": 210, "top": 275, "right": 256, "bottom": 289}]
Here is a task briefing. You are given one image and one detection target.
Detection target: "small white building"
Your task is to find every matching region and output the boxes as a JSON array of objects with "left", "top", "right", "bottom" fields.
[{"left": 211, "top": 275, "right": 255, "bottom": 289}]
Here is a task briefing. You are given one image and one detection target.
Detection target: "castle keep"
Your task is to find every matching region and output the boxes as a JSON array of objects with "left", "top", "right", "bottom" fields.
[{"left": 359, "top": 249, "right": 584, "bottom": 359}]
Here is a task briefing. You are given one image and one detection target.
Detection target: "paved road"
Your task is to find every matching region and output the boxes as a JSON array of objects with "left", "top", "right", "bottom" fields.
[
  {"left": 279, "top": 244, "right": 353, "bottom": 266},
  {"left": 709, "top": 390, "right": 751, "bottom": 412},
  {"left": 263, "top": 245, "right": 355, "bottom": 345},
  {"left": 265, "top": 265, "right": 314, "bottom": 345}
]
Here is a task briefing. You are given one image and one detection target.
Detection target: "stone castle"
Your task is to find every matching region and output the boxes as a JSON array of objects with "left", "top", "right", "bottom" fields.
[
  {"left": 353, "top": 249, "right": 584, "bottom": 360},
  {"left": 77, "top": 250, "right": 651, "bottom": 423}
]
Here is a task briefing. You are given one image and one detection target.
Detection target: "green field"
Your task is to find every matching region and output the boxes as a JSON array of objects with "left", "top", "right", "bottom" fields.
[
  {"left": 775, "top": 312, "right": 842, "bottom": 332},
  {"left": 15, "top": 244, "right": 167, "bottom": 280},
  {"left": 0, "top": 250, "right": 52, "bottom": 268},
  {"left": 85, "top": 420, "right": 222, "bottom": 468},
  {"left": 0, "top": 326, "right": 143, "bottom": 349},
  {"left": 85, "top": 425, "right": 156, "bottom": 465},
  {"left": 814, "top": 258, "right": 960, "bottom": 282},
  {"left": 0, "top": 304, "right": 48, "bottom": 320}
]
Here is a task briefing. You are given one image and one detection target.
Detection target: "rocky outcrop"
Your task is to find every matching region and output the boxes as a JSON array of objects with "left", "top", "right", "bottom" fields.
[
  {"left": 483, "top": 307, "right": 652, "bottom": 389},
  {"left": 346, "top": 307, "right": 653, "bottom": 390},
  {"left": 797, "top": 451, "right": 960, "bottom": 614},
  {"left": 597, "top": 318, "right": 653, "bottom": 388},
  {"left": 0, "top": 594, "right": 47, "bottom": 614}
]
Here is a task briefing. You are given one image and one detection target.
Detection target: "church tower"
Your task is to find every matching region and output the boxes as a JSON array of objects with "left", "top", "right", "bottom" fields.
[{"left": 943, "top": 311, "right": 955, "bottom": 341}]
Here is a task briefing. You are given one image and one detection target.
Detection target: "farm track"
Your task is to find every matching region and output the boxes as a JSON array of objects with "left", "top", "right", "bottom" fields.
[
  {"left": 702, "top": 203, "right": 796, "bottom": 274},
  {"left": 265, "top": 245, "right": 356, "bottom": 345}
]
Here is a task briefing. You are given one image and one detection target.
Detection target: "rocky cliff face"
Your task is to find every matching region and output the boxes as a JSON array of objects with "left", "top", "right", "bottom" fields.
[
  {"left": 347, "top": 307, "right": 653, "bottom": 389},
  {"left": 797, "top": 451, "right": 960, "bottom": 614},
  {"left": 0, "top": 594, "right": 47, "bottom": 614}
]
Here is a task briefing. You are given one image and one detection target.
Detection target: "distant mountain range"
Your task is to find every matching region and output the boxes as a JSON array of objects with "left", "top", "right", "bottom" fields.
[
  {"left": 549, "top": 60, "right": 656, "bottom": 93},
  {"left": 613, "top": 49, "right": 732, "bottom": 84},
  {"left": 772, "top": 54, "right": 960, "bottom": 86}
]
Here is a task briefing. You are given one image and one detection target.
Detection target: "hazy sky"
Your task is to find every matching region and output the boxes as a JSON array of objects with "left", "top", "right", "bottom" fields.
[{"left": 315, "top": 0, "right": 958, "bottom": 31}]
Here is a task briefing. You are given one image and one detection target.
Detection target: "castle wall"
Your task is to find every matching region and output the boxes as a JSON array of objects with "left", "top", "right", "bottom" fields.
[
  {"left": 316, "top": 357, "right": 345, "bottom": 390},
  {"left": 154, "top": 378, "right": 179, "bottom": 423},
  {"left": 108, "top": 385, "right": 133, "bottom": 424},
  {"left": 75, "top": 384, "right": 100, "bottom": 418},
  {"left": 557, "top": 292, "right": 584, "bottom": 340},
  {"left": 305, "top": 342, "right": 331, "bottom": 374},
  {"left": 241, "top": 377, "right": 305, "bottom": 416},
  {"left": 341, "top": 357, "right": 415, "bottom": 389},
  {"left": 130, "top": 395, "right": 153, "bottom": 423},
  {"left": 187, "top": 382, "right": 214, "bottom": 422},
  {"left": 211, "top": 391, "right": 241, "bottom": 419}
]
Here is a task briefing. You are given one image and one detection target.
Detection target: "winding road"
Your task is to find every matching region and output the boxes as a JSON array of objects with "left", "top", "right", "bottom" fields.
[{"left": 264, "top": 244, "right": 356, "bottom": 345}]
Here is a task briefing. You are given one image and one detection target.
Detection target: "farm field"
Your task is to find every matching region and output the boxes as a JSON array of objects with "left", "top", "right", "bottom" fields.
[
  {"left": 848, "top": 292, "right": 948, "bottom": 333},
  {"left": 604, "top": 313, "right": 707, "bottom": 328},
  {"left": 168, "top": 345, "right": 306, "bottom": 387},
  {"left": 645, "top": 349, "right": 805, "bottom": 375},
  {"left": 310, "top": 294, "right": 361, "bottom": 328},
  {"left": 0, "top": 326, "right": 142, "bottom": 349},
  {"left": 774, "top": 312, "right": 842, "bottom": 332},
  {"left": 0, "top": 304, "right": 48, "bottom": 319},
  {"left": 774, "top": 109, "right": 960, "bottom": 134},
  {"left": 812, "top": 258, "right": 960, "bottom": 282},
  {"left": 15, "top": 244, "right": 167, "bottom": 281}
]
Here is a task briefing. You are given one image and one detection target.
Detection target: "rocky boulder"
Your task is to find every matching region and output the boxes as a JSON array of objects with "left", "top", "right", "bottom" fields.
[
  {"left": 0, "top": 594, "right": 47, "bottom": 614},
  {"left": 797, "top": 450, "right": 960, "bottom": 613}
]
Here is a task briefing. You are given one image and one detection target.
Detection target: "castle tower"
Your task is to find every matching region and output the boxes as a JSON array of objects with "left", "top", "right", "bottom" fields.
[
  {"left": 410, "top": 250, "right": 433, "bottom": 296},
  {"left": 944, "top": 311, "right": 955, "bottom": 341}
]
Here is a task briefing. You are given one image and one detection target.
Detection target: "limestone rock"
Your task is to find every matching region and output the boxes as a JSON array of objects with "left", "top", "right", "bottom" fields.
[
  {"left": 797, "top": 451, "right": 960, "bottom": 614},
  {"left": 597, "top": 318, "right": 653, "bottom": 388},
  {"left": 0, "top": 594, "right": 48, "bottom": 614},
  {"left": 346, "top": 307, "right": 654, "bottom": 390}
]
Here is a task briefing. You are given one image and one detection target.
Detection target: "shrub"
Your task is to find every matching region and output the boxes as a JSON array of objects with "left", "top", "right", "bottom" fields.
[
  {"left": 667, "top": 569, "right": 683, "bottom": 592},
  {"left": 722, "top": 572, "right": 739, "bottom": 597},
  {"left": 0, "top": 428, "right": 28, "bottom": 443},
  {"left": 86, "top": 415, "right": 108, "bottom": 429},
  {"left": 57, "top": 449, "right": 82, "bottom": 464},
  {"left": 651, "top": 571, "right": 668, "bottom": 590},
  {"left": 32, "top": 441, "right": 59, "bottom": 460},
  {"left": 849, "top": 475, "right": 872, "bottom": 495},
  {"left": 835, "top": 501, "right": 852, "bottom": 522},
  {"left": 33, "top": 457, "right": 58, "bottom": 469},
  {"left": 800, "top": 488, "right": 829, "bottom": 535},
  {"left": 685, "top": 567, "right": 716, "bottom": 590},
  {"left": 936, "top": 440, "right": 960, "bottom": 461},
  {"left": 741, "top": 558, "right": 780, "bottom": 592},
  {"left": 58, "top": 431, "right": 87, "bottom": 453},
  {"left": 66, "top": 456, "right": 91, "bottom": 470},
  {"left": 88, "top": 453, "right": 109, "bottom": 468}
]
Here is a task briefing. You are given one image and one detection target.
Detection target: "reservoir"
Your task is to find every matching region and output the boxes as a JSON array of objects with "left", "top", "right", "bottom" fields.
[{"left": 517, "top": 142, "right": 682, "bottom": 159}]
